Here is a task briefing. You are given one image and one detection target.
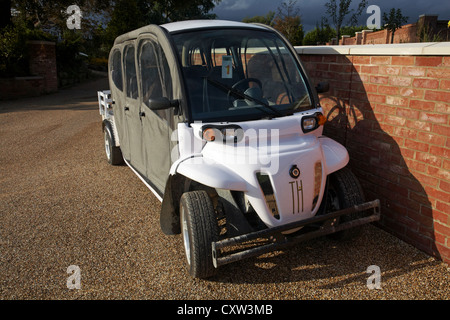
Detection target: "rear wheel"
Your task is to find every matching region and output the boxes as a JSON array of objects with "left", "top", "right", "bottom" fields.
[
  {"left": 104, "top": 127, "right": 124, "bottom": 165},
  {"left": 180, "top": 190, "right": 219, "bottom": 279},
  {"left": 326, "top": 167, "right": 366, "bottom": 240}
]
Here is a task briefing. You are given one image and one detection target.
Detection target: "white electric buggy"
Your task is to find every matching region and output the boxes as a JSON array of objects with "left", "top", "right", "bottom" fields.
[{"left": 98, "top": 20, "right": 380, "bottom": 279}]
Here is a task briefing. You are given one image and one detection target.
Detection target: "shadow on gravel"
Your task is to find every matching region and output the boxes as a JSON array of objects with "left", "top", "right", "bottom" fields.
[
  {"left": 0, "top": 77, "right": 109, "bottom": 113},
  {"left": 210, "top": 225, "right": 441, "bottom": 287}
]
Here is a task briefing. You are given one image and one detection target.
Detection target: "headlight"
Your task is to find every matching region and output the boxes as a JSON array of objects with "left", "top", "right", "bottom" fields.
[
  {"left": 301, "top": 113, "right": 327, "bottom": 133},
  {"left": 200, "top": 125, "right": 244, "bottom": 143},
  {"left": 302, "top": 117, "right": 317, "bottom": 131},
  {"left": 202, "top": 128, "right": 217, "bottom": 142}
]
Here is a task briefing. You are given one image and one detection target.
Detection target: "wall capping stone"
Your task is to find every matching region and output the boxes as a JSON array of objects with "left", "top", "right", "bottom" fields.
[{"left": 295, "top": 42, "right": 450, "bottom": 56}]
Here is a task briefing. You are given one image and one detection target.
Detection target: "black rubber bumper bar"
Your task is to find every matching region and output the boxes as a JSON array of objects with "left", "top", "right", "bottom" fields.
[{"left": 212, "top": 199, "right": 381, "bottom": 268}]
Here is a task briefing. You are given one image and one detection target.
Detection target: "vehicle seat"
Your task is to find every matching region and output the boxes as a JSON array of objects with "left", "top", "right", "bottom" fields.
[
  {"left": 183, "top": 65, "right": 241, "bottom": 114},
  {"left": 247, "top": 54, "right": 288, "bottom": 104}
]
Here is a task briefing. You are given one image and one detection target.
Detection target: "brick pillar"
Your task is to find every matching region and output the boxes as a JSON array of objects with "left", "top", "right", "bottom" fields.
[
  {"left": 341, "top": 35, "right": 350, "bottom": 45},
  {"left": 418, "top": 14, "right": 438, "bottom": 33},
  {"left": 28, "top": 40, "right": 58, "bottom": 93},
  {"left": 362, "top": 30, "right": 373, "bottom": 44},
  {"left": 417, "top": 14, "right": 439, "bottom": 42},
  {"left": 355, "top": 31, "right": 363, "bottom": 45},
  {"left": 385, "top": 29, "right": 392, "bottom": 44}
]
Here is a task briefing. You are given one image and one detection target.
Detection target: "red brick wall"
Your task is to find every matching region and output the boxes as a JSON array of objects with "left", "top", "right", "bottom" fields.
[
  {"left": 0, "top": 41, "right": 58, "bottom": 99},
  {"left": 338, "top": 15, "right": 450, "bottom": 45},
  {"left": 0, "top": 76, "right": 44, "bottom": 100},
  {"left": 28, "top": 41, "right": 58, "bottom": 93},
  {"left": 355, "top": 24, "right": 418, "bottom": 45},
  {"left": 299, "top": 53, "right": 450, "bottom": 264}
]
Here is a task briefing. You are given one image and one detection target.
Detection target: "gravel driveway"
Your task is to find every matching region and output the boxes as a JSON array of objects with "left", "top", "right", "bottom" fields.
[{"left": 0, "top": 77, "right": 448, "bottom": 300}]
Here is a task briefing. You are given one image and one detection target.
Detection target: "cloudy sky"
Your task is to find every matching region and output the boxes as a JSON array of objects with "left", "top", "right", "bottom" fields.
[{"left": 212, "top": 0, "right": 450, "bottom": 32}]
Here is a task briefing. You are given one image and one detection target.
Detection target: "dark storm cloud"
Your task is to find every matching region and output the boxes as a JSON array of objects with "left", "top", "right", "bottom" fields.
[{"left": 213, "top": 0, "right": 450, "bottom": 32}]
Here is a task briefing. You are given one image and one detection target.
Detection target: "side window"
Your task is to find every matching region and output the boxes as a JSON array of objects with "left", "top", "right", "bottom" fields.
[
  {"left": 124, "top": 45, "right": 138, "bottom": 99},
  {"left": 190, "top": 47, "right": 205, "bottom": 66},
  {"left": 110, "top": 50, "right": 123, "bottom": 91},
  {"left": 139, "top": 39, "right": 173, "bottom": 117}
]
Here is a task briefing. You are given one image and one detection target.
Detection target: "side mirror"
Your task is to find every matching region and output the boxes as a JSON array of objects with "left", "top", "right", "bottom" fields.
[
  {"left": 147, "top": 97, "right": 179, "bottom": 110},
  {"left": 315, "top": 82, "right": 329, "bottom": 94}
]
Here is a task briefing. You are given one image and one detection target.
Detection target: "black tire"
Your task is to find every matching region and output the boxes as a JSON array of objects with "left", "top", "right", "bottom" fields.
[
  {"left": 104, "top": 127, "right": 124, "bottom": 166},
  {"left": 326, "top": 167, "right": 366, "bottom": 240},
  {"left": 180, "top": 190, "right": 219, "bottom": 279}
]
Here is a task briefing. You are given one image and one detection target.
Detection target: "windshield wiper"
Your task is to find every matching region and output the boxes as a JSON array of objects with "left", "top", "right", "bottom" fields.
[{"left": 205, "top": 77, "right": 284, "bottom": 118}]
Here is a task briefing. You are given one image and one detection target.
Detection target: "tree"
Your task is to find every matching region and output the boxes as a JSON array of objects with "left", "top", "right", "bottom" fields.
[
  {"left": 303, "top": 20, "right": 336, "bottom": 45},
  {"left": 340, "top": 25, "right": 370, "bottom": 37},
  {"left": 8, "top": 0, "right": 111, "bottom": 37},
  {"left": 242, "top": 11, "right": 275, "bottom": 26},
  {"left": 324, "top": 0, "right": 367, "bottom": 42},
  {"left": 143, "top": 0, "right": 221, "bottom": 25},
  {"left": 100, "top": 0, "right": 221, "bottom": 50},
  {"left": 104, "top": 0, "right": 144, "bottom": 44},
  {"left": 273, "top": 0, "right": 304, "bottom": 46},
  {"left": 383, "top": 8, "right": 408, "bottom": 44}
]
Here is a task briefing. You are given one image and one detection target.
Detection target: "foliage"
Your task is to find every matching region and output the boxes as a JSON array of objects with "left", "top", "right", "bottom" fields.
[
  {"left": 0, "top": 24, "right": 28, "bottom": 77},
  {"left": 242, "top": 11, "right": 276, "bottom": 26},
  {"left": 89, "top": 57, "right": 108, "bottom": 71},
  {"left": 303, "top": 21, "right": 336, "bottom": 45},
  {"left": 0, "top": 18, "right": 58, "bottom": 77},
  {"left": 340, "top": 25, "right": 370, "bottom": 37},
  {"left": 143, "top": 0, "right": 220, "bottom": 24},
  {"left": 56, "top": 29, "right": 89, "bottom": 82},
  {"left": 382, "top": 8, "right": 408, "bottom": 43},
  {"left": 273, "top": 16, "right": 303, "bottom": 46},
  {"left": 12, "top": 0, "right": 81, "bottom": 32},
  {"left": 324, "top": 0, "right": 368, "bottom": 40},
  {"left": 101, "top": 0, "right": 221, "bottom": 54},
  {"left": 273, "top": 0, "right": 304, "bottom": 46},
  {"left": 1, "top": 0, "right": 222, "bottom": 78},
  {"left": 417, "top": 19, "right": 443, "bottom": 42},
  {"left": 103, "top": 0, "right": 144, "bottom": 46}
]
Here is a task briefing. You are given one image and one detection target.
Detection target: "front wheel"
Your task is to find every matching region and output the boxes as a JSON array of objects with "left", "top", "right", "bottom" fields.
[
  {"left": 326, "top": 167, "right": 366, "bottom": 240},
  {"left": 180, "top": 190, "right": 219, "bottom": 279}
]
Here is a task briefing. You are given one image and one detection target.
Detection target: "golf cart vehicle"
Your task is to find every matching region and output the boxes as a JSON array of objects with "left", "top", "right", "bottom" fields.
[{"left": 98, "top": 20, "right": 380, "bottom": 279}]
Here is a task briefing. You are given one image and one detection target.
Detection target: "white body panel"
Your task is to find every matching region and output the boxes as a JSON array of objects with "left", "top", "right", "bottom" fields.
[
  {"left": 98, "top": 90, "right": 120, "bottom": 147},
  {"left": 171, "top": 110, "right": 349, "bottom": 228}
]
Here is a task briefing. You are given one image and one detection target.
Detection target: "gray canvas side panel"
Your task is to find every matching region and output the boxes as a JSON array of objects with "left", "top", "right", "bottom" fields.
[
  {"left": 111, "top": 24, "right": 186, "bottom": 196},
  {"left": 123, "top": 42, "right": 146, "bottom": 173},
  {"left": 108, "top": 45, "right": 130, "bottom": 160},
  {"left": 136, "top": 26, "right": 185, "bottom": 195}
]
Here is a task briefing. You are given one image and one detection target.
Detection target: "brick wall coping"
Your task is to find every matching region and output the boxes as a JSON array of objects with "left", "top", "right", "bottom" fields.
[{"left": 295, "top": 42, "right": 450, "bottom": 56}]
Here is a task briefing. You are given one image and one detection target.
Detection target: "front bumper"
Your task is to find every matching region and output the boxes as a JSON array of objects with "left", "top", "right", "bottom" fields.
[{"left": 212, "top": 199, "right": 380, "bottom": 268}]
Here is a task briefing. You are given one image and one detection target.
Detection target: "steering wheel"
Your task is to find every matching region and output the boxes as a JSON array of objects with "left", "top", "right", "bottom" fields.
[{"left": 227, "top": 78, "right": 263, "bottom": 106}]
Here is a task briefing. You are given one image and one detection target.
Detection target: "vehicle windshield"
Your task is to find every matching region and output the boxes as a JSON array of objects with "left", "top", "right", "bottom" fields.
[{"left": 172, "top": 28, "right": 314, "bottom": 122}]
